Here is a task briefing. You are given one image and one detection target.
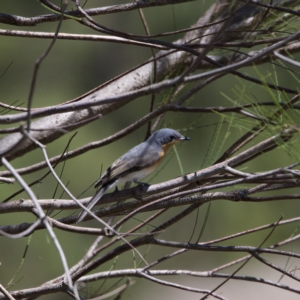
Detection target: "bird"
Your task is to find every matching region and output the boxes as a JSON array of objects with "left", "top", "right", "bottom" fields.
[{"left": 76, "top": 128, "right": 190, "bottom": 223}]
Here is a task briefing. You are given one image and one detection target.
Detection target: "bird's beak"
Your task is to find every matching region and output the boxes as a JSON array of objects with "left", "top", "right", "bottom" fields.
[{"left": 180, "top": 136, "right": 190, "bottom": 141}]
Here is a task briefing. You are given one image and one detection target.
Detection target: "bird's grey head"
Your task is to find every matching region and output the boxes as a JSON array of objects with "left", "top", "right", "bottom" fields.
[{"left": 148, "top": 128, "right": 190, "bottom": 146}]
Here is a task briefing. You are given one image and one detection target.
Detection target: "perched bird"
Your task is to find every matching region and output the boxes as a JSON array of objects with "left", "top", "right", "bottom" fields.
[{"left": 76, "top": 128, "right": 190, "bottom": 223}]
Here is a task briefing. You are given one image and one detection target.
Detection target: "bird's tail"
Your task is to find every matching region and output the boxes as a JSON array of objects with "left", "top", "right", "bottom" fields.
[{"left": 76, "top": 186, "right": 108, "bottom": 223}]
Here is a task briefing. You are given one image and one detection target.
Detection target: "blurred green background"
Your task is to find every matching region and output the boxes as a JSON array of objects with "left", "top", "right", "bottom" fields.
[{"left": 1, "top": 1, "right": 300, "bottom": 299}]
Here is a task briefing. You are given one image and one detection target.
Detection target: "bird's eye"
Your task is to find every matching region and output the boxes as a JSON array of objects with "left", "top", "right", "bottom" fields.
[{"left": 170, "top": 135, "right": 175, "bottom": 141}]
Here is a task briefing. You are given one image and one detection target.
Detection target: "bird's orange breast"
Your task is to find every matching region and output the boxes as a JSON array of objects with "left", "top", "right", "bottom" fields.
[
  {"left": 149, "top": 140, "right": 179, "bottom": 171},
  {"left": 162, "top": 140, "right": 179, "bottom": 153}
]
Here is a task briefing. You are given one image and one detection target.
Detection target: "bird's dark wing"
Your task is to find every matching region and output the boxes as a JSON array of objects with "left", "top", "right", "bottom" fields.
[{"left": 95, "top": 142, "right": 161, "bottom": 188}]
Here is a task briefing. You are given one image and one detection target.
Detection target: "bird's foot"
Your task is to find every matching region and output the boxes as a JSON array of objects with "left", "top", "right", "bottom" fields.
[
  {"left": 134, "top": 182, "right": 150, "bottom": 200},
  {"left": 136, "top": 181, "right": 150, "bottom": 188}
]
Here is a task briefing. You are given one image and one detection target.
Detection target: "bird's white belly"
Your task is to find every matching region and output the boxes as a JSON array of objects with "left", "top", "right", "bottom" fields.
[{"left": 116, "top": 167, "right": 155, "bottom": 184}]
